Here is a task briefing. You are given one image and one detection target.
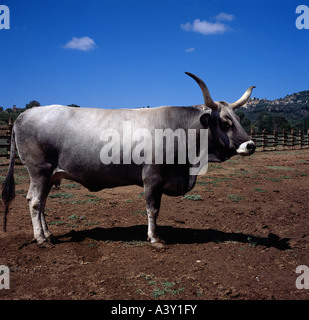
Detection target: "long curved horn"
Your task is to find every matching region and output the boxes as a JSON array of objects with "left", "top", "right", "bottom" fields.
[
  {"left": 230, "top": 86, "right": 256, "bottom": 110},
  {"left": 185, "top": 72, "right": 218, "bottom": 110}
]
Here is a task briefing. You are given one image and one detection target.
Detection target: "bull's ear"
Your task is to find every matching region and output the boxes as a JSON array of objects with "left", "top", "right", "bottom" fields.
[{"left": 200, "top": 113, "right": 211, "bottom": 128}]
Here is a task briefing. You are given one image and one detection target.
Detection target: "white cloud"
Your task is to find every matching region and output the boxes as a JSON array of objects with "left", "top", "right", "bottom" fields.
[
  {"left": 63, "top": 36, "right": 97, "bottom": 51},
  {"left": 181, "top": 18, "right": 229, "bottom": 35},
  {"left": 185, "top": 47, "right": 195, "bottom": 52},
  {"left": 215, "top": 12, "right": 235, "bottom": 22}
]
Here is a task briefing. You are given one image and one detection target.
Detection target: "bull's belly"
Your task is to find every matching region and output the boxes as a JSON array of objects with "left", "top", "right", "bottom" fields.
[
  {"left": 51, "top": 166, "right": 197, "bottom": 196},
  {"left": 50, "top": 168, "right": 144, "bottom": 192}
]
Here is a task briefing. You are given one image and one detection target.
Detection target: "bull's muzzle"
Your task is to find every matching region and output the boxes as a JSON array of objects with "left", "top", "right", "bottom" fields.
[{"left": 236, "top": 140, "right": 256, "bottom": 156}]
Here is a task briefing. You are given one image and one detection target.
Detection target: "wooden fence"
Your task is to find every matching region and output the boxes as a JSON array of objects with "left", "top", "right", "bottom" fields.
[
  {"left": 250, "top": 128, "right": 309, "bottom": 151},
  {"left": 0, "top": 118, "right": 308, "bottom": 159},
  {"left": 0, "top": 117, "right": 14, "bottom": 158}
]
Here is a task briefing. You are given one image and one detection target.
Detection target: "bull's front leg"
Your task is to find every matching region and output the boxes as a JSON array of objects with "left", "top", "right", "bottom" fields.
[{"left": 144, "top": 183, "right": 165, "bottom": 249}]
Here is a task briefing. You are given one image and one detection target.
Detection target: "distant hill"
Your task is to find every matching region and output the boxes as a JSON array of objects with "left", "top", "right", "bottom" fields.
[{"left": 236, "top": 90, "right": 309, "bottom": 132}]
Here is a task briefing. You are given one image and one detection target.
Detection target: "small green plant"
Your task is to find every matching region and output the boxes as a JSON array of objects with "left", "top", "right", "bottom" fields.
[
  {"left": 16, "top": 189, "right": 27, "bottom": 197},
  {"left": 227, "top": 194, "right": 245, "bottom": 202},
  {"left": 139, "top": 273, "right": 154, "bottom": 281},
  {"left": 48, "top": 220, "right": 66, "bottom": 226},
  {"left": 49, "top": 192, "right": 74, "bottom": 199},
  {"left": 152, "top": 288, "right": 166, "bottom": 298},
  {"left": 137, "top": 192, "right": 145, "bottom": 199},
  {"left": 68, "top": 214, "right": 86, "bottom": 220},
  {"left": 88, "top": 243, "right": 98, "bottom": 248},
  {"left": 183, "top": 194, "right": 202, "bottom": 201},
  {"left": 254, "top": 188, "right": 267, "bottom": 193},
  {"left": 151, "top": 282, "right": 185, "bottom": 298},
  {"left": 62, "top": 183, "right": 79, "bottom": 189},
  {"left": 132, "top": 210, "right": 147, "bottom": 216},
  {"left": 85, "top": 221, "right": 99, "bottom": 226},
  {"left": 137, "top": 273, "right": 185, "bottom": 298},
  {"left": 265, "top": 177, "right": 281, "bottom": 182},
  {"left": 266, "top": 166, "right": 294, "bottom": 171},
  {"left": 247, "top": 236, "right": 258, "bottom": 247},
  {"left": 196, "top": 181, "right": 211, "bottom": 186}
]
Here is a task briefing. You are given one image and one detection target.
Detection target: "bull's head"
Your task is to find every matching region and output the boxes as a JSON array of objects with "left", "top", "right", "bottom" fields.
[{"left": 186, "top": 72, "right": 256, "bottom": 162}]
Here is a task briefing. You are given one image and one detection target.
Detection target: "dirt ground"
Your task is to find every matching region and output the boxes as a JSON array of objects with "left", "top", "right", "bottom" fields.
[{"left": 0, "top": 149, "right": 309, "bottom": 300}]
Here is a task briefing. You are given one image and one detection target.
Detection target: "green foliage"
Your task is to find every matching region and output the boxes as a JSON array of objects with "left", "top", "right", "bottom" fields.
[
  {"left": 25, "top": 100, "right": 40, "bottom": 109},
  {"left": 235, "top": 110, "right": 252, "bottom": 133},
  {"left": 237, "top": 90, "right": 309, "bottom": 132},
  {"left": 227, "top": 194, "right": 245, "bottom": 202},
  {"left": 49, "top": 192, "right": 75, "bottom": 199},
  {"left": 0, "top": 100, "right": 81, "bottom": 124},
  {"left": 183, "top": 194, "right": 202, "bottom": 201}
]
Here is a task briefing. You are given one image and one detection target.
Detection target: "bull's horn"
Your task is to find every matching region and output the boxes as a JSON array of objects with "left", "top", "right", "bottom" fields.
[
  {"left": 185, "top": 72, "right": 218, "bottom": 110},
  {"left": 230, "top": 86, "right": 256, "bottom": 110}
]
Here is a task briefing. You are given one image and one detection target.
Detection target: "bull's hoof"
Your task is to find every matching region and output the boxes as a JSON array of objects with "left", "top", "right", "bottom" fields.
[
  {"left": 150, "top": 242, "right": 167, "bottom": 250},
  {"left": 36, "top": 240, "right": 55, "bottom": 249}
]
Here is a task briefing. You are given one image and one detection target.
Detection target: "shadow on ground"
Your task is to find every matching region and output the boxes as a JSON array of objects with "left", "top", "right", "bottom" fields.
[{"left": 56, "top": 225, "right": 290, "bottom": 250}]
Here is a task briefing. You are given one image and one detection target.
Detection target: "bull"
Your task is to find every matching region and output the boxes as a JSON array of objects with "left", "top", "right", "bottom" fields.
[{"left": 2, "top": 72, "right": 256, "bottom": 248}]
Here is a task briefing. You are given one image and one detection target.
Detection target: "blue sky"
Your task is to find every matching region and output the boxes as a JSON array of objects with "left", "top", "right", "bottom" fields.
[{"left": 1, "top": 0, "right": 308, "bottom": 109}]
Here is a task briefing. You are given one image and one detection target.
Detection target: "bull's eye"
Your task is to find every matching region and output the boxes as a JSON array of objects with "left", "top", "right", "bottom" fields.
[{"left": 222, "top": 121, "right": 232, "bottom": 130}]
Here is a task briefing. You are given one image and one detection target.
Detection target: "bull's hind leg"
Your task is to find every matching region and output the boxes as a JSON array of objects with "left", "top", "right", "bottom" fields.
[
  {"left": 27, "top": 174, "right": 52, "bottom": 246},
  {"left": 144, "top": 182, "right": 165, "bottom": 249}
]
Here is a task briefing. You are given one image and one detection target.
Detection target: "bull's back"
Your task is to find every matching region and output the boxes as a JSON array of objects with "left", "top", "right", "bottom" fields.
[{"left": 14, "top": 106, "right": 145, "bottom": 186}]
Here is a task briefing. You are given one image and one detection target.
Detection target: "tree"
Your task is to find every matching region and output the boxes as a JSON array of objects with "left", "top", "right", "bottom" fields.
[
  {"left": 235, "top": 110, "right": 252, "bottom": 133},
  {"left": 25, "top": 100, "right": 40, "bottom": 109},
  {"left": 241, "top": 117, "right": 252, "bottom": 133},
  {"left": 273, "top": 114, "right": 291, "bottom": 131},
  {"left": 67, "top": 104, "right": 80, "bottom": 108},
  {"left": 255, "top": 112, "right": 291, "bottom": 132},
  {"left": 256, "top": 112, "right": 274, "bottom": 131},
  {"left": 294, "top": 117, "right": 309, "bottom": 131}
]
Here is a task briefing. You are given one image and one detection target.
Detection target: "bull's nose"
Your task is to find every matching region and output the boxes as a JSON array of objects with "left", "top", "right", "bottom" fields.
[
  {"left": 246, "top": 142, "right": 256, "bottom": 153},
  {"left": 236, "top": 140, "right": 256, "bottom": 156}
]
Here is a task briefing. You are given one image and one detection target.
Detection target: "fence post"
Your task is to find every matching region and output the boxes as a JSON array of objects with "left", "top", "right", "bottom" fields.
[
  {"left": 291, "top": 129, "right": 294, "bottom": 149},
  {"left": 250, "top": 126, "right": 253, "bottom": 140},
  {"left": 273, "top": 129, "right": 277, "bottom": 150},
  {"left": 6, "top": 117, "right": 14, "bottom": 159},
  {"left": 6, "top": 117, "right": 13, "bottom": 136},
  {"left": 299, "top": 130, "right": 302, "bottom": 149},
  {"left": 250, "top": 127, "right": 255, "bottom": 147},
  {"left": 262, "top": 129, "right": 266, "bottom": 151}
]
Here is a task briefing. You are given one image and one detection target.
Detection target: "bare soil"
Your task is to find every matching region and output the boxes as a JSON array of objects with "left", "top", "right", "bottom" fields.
[{"left": 1, "top": 149, "right": 309, "bottom": 300}]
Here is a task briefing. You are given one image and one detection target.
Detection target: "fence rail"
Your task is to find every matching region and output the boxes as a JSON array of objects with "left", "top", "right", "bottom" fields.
[
  {"left": 0, "top": 118, "right": 308, "bottom": 159},
  {"left": 250, "top": 128, "right": 309, "bottom": 151}
]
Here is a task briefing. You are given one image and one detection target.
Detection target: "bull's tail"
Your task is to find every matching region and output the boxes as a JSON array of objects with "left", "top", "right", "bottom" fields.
[{"left": 2, "top": 128, "right": 16, "bottom": 232}]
